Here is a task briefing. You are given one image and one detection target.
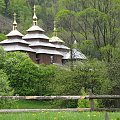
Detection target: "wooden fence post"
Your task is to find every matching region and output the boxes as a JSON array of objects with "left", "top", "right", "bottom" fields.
[
  {"left": 105, "top": 112, "right": 109, "bottom": 120},
  {"left": 88, "top": 90, "right": 94, "bottom": 111}
]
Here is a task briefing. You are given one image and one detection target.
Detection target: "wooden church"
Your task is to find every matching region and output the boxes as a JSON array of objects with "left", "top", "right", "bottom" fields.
[{"left": 0, "top": 6, "right": 86, "bottom": 65}]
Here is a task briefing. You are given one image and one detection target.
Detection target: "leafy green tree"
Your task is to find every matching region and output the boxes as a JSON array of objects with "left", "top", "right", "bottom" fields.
[
  {"left": 3, "top": 52, "right": 39, "bottom": 95},
  {"left": 0, "top": 46, "right": 6, "bottom": 69},
  {"left": 3, "top": 51, "right": 56, "bottom": 96},
  {"left": 0, "top": 69, "right": 14, "bottom": 108},
  {"left": 50, "top": 66, "right": 74, "bottom": 95},
  {"left": 100, "top": 44, "right": 115, "bottom": 62},
  {"left": 0, "top": 0, "right": 5, "bottom": 13},
  {"left": 35, "top": 64, "right": 56, "bottom": 96},
  {"left": 56, "top": 9, "right": 76, "bottom": 47},
  {"left": 0, "top": 70, "right": 13, "bottom": 96},
  {"left": 72, "top": 59, "right": 109, "bottom": 94},
  {"left": 4, "top": 0, "right": 10, "bottom": 16},
  {"left": 0, "top": 33, "right": 7, "bottom": 41}
]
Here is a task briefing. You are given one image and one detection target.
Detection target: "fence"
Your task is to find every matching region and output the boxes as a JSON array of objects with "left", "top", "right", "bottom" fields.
[{"left": 0, "top": 94, "right": 120, "bottom": 113}]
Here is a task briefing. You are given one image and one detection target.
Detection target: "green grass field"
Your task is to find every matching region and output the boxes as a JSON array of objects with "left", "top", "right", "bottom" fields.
[
  {"left": 7, "top": 100, "right": 77, "bottom": 109},
  {"left": 1, "top": 100, "right": 120, "bottom": 120},
  {"left": 0, "top": 112, "right": 120, "bottom": 120},
  {"left": 11, "top": 100, "right": 56, "bottom": 109}
]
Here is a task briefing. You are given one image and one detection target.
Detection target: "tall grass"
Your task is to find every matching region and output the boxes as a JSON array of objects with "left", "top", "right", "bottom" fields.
[{"left": 0, "top": 112, "right": 120, "bottom": 120}]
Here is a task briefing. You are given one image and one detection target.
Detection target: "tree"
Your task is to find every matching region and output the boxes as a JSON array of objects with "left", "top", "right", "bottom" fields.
[
  {"left": 0, "top": 70, "right": 13, "bottom": 96},
  {"left": 0, "top": 46, "right": 6, "bottom": 69},
  {"left": 76, "top": 0, "right": 120, "bottom": 59},
  {"left": 0, "top": 33, "right": 7, "bottom": 41},
  {"left": 0, "top": 0, "right": 5, "bottom": 14},
  {"left": 3, "top": 52, "right": 40, "bottom": 95},
  {"left": 72, "top": 59, "right": 109, "bottom": 94},
  {"left": 3, "top": 51, "right": 56, "bottom": 96},
  {"left": 56, "top": 9, "right": 77, "bottom": 69},
  {"left": 0, "top": 69, "right": 14, "bottom": 108},
  {"left": 4, "top": 0, "right": 10, "bottom": 16}
]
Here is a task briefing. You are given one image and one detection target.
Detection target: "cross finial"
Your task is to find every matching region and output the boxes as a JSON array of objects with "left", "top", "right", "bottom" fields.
[
  {"left": 34, "top": 5, "right": 36, "bottom": 13},
  {"left": 13, "top": 13, "right": 17, "bottom": 30},
  {"left": 53, "top": 20, "right": 57, "bottom": 36},
  {"left": 33, "top": 5, "right": 37, "bottom": 26}
]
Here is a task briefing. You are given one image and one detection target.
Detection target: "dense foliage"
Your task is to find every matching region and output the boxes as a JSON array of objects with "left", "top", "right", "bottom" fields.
[
  {"left": 0, "top": 46, "right": 119, "bottom": 107},
  {"left": 0, "top": 47, "right": 14, "bottom": 108}
]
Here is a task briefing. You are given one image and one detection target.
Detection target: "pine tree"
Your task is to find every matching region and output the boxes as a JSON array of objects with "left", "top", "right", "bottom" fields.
[{"left": 0, "top": 0, "right": 5, "bottom": 14}]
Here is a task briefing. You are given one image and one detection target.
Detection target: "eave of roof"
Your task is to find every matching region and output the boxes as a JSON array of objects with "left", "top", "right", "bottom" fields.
[
  {"left": 6, "top": 30, "right": 23, "bottom": 37},
  {"left": 27, "top": 25, "right": 44, "bottom": 32},
  {"left": 23, "top": 33, "right": 49, "bottom": 40},
  {"left": 0, "top": 39, "right": 29, "bottom": 45},
  {"left": 29, "top": 41, "right": 56, "bottom": 48},
  {"left": 55, "top": 44, "right": 70, "bottom": 50},
  {"left": 1, "top": 44, "right": 35, "bottom": 53},
  {"left": 34, "top": 48, "right": 63, "bottom": 56},
  {"left": 49, "top": 36, "right": 64, "bottom": 43}
]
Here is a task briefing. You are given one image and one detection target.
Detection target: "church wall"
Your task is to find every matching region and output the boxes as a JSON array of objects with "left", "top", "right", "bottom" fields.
[
  {"left": 28, "top": 52, "right": 36, "bottom": 63},
  {"left": 36, "top": 54, "right": 51, "bottom": 65},
  {"left": 54, "top": 55, "right": 62, "bottom": 64}
]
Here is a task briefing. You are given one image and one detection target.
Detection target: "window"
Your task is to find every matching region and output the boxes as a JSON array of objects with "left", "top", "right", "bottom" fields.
[{"left": 50, "top": 56, "right": 54, "bottom": 64}]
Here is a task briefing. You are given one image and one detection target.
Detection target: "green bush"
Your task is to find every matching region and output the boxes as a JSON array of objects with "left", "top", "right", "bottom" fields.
[
  {"left": 3, "top": 52, "right": 57, "bottom": 96},
  {"left": 3, "top": 52, "right": 40, "bottom": 95},
  {"left": 0, "top": 47, "right": 6, "bottom": 69},
  {"left": 0, "top": 34, "right": 7, "bottom": 42},
  {"left": 0, "top": 69, "right": 14, "bottom": 108},
  {"left": 78, "top": 88, "right": 90, "bottom": 108}
]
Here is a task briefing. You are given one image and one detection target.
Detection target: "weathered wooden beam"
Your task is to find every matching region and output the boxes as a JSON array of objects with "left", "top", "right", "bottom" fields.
[
  {"left": 0, "top": 108, "right": 120, "bottom": 113},
  {"left": 105, "top": 112, "right": 109, "bottom": 120},
  {"left": 0, "top": 108, "right": 90, "bottom": 113},
  {"left": 0, "top": 95, "right": 120, "bottom": 100},
  {"left": 88, "top": 95, "right": 120, "bottom": 99},
  {"left": 88, "top": 90, "right": 94, "bottom": 111},
  {"left": 94, "top": 108, "right": 120, "bottom": 112},
  {"left": 0, "top": 96, "right": 86, "bottom": 100}
]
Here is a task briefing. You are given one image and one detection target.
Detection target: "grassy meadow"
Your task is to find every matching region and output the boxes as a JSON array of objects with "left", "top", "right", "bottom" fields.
[
  {"left": 1, "top": 100, "right": 120, "bottom": 120},
  {"left": 0, "top": 112, "right": 120, "bottom": 120},
  {"left": 10, "top": 100, "right": 56, "bottom": 109}
]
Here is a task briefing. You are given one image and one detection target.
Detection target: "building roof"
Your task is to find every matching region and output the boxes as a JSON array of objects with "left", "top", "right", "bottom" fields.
[
  {"left": 1, "top": 44, "right": 35, "bottom": 52},
  {"left": 29, "top": 41, "right": 56, "bottom": 48},
  {"left": 27, "top": 25, "right": 44, "bottom": 32},
  {"left": 55, "top": 44, "right": 70, "bottom": 50},
  {"left": 6, "top": 29, "right": 24, "bottom": 37},
  {"left": 23, "top": 33, "right": 49, "bottom": 40},
  {"left": 63, "top": 49, "right": 87, "bottom": 60},
  {"left": 49, "top": 36, "right": 64, "bottom": 43},
  {"left": 0, "top": 39, "right": 29, "bottom": 45},
  {"left": 49, "top": 35, "right": 69, "bottom": 50},
  {"left": 34, "top": 48, "right": 63, "bottom": 56}
]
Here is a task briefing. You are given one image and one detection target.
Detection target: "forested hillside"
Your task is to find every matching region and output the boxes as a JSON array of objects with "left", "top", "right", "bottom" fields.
[{"left": 0, "top": 0, "right": 120, "bottom": 108}]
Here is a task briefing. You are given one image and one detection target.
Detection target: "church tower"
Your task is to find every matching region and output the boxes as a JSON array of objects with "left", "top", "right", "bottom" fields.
[
  {"left": 23, "top": 5, "right": 63, "bottom": 64},
  {"left": 0, "top": 13, "right": 36, "bottom": 62}
]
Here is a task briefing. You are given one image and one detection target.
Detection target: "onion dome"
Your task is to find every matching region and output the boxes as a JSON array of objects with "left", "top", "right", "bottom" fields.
[
  {"left": 49, "top": 21, "right": 64, "bottom": 43},
  {"left": 6, "top": 13, "right": 23, "bottom": 37},
  {"left": 26, "top": 5, "right": 44, "bottom": 32}
]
